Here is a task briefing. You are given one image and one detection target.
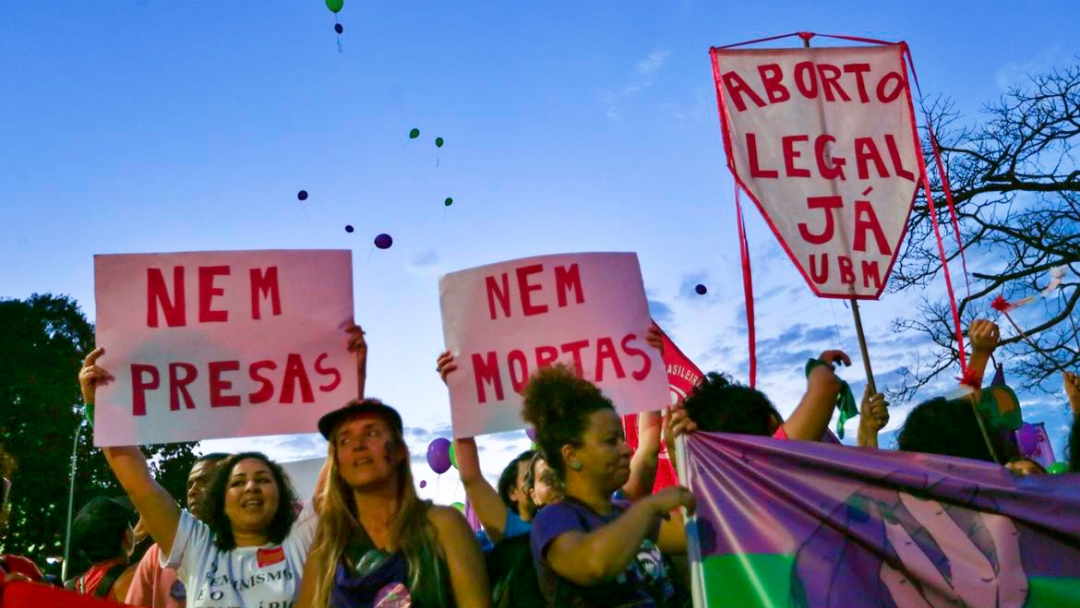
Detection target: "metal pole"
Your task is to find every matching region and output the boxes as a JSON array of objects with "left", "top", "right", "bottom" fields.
[{"left": 62, "top": 421, "right": 83, "bottom": 582}]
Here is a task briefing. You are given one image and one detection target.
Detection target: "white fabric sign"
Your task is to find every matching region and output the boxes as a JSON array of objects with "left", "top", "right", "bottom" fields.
[
  {"left": 439, "top": 252, "right": 667, "bottom": 437},
  {"left": 93, "top": 250, "right": 356, "bottom": 446},
  {"left": 714, "top": 44, "right": 919, "bottom": 298}
]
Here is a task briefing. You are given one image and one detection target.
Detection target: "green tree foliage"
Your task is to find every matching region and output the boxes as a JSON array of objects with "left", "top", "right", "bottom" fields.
[{"left": 0, "top": 294, "right": 198, "bottom": 564}]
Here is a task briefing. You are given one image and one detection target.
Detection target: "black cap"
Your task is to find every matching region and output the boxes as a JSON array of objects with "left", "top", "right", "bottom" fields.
[{"left": 318, "top": 399, "right": 404, "bottom": 440}]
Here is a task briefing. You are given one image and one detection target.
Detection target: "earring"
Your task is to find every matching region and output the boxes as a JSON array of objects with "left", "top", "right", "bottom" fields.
[{"left": 569, "top": 461, "right": 583, "bottom": 471}]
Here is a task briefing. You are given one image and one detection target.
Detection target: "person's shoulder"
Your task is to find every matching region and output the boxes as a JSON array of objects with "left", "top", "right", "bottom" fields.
[{"left": 426, "top": 504, "right": 468, "bottom": 529}]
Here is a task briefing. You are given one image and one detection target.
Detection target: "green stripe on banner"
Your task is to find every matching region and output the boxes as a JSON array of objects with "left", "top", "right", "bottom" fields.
[
  {"left": 701, "top": 553, "right": 794, "bottom": 607},
  {"left": 1026, "top": 577, "right": 1080, "bottom": 607}
]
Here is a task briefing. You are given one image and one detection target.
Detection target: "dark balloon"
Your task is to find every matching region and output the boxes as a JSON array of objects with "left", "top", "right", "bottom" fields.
[
  {"left": 435, "top": 137, "right": 444, "bottom": 148},
  {"left": 444, "top": 197, "right": 453, "bottom": 206},
  {"left": 297, "top": 190, "right": 308, "bottom": 201},
  {"left": 374, "top": 233, "right": 393, "bottom": 249},
  {"left": 419, "top": 480, "right": 427, "bottom": 488},
  {"left": 427, "top": 438, "right": 451, "bottom": 474},
  {"left": 695, "top": 284, "right": 707, "bottom": 295},
  {"left": 345, "top": 225, "right": 354, "bottom": 233},
  {"left": 409, "top": 128, "right": 420, "bottom": 139},
  {"left": 334, "top": 23, "right": 343, "bottom": 34}
]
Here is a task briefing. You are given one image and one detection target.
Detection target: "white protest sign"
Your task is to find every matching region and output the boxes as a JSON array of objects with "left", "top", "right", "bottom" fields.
[
  {"left": 439, "top": 252, "right": 667, "bottom": 438},
  {"left": 93, "top": 250, "right": 356, "bottom": 446},
  {"left": 713, "top": 44, "right": 919, "bottom": 298}
]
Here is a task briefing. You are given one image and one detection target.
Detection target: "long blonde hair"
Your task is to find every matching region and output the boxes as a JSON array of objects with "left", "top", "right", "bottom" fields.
[{"left": 309, "top": 420, "right": 447, "bottom": 606}]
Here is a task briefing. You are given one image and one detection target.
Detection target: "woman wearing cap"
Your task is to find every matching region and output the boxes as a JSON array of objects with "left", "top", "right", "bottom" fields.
[
  {"left": 297, "top": 399, "right": 490, "bottom": 607},
  {"left": 82, "top": 325, "right": 368, "bottom": 608}
]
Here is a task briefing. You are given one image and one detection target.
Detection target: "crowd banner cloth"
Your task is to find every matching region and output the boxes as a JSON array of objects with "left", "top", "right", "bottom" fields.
[
  {"left": 623, "top": 322, "right": 704, "bottom": 492},
  {"left": 439, "top": 252, "right": 667, "bottom": 438},
  {"left": 3, "top": 581, "right": 135, "bottom": 607},
  {"left": 93, "top": 250, "right": 356, "bottom": 446},
  {"left": 683, "top": 432, "right": 1080, "bottom": 607}
]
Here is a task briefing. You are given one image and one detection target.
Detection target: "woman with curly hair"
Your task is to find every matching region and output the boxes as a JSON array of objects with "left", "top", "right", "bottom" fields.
[
  {"left": 296, "top": 399, "right": 489, "bottom": 607},
  {"left": 524, "top": 364, "right": 693, "bottom": 608}
]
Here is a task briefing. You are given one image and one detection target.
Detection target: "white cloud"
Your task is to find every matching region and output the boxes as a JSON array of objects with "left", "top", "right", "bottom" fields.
[
  {"left": 995, "top": 46, "right": 1068, "bottom": 90},
  {"left": 600, "top": 48, "right": 671, "bottom": 120}
]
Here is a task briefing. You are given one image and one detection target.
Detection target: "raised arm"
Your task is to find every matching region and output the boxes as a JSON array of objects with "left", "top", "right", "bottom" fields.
[
  {"left": 966, "top": 319, "right": 999, "bottom": 387},
  {"left": 621, "top": 326, "right": 666, "bottom": 500},
  {"left": 437, "top": 351, "right": 514, "bottom": 540},
  {"left": 621, "top": 411, "right": 660, "bottom": 501},
  {"left": 81, "top": 348, "right": 181, "bottom": 555},
  {"left": 429, "top": 506, "right": 491, "bottom": 607},
  {"left": 346, "top": 323, "right": 367, "bottom": 399},
  {"left": 782, "top": 350, "right": 850, "bottom": 441},
  {"left": 545, "top": 486, "right": 694, "bottom": 586}
]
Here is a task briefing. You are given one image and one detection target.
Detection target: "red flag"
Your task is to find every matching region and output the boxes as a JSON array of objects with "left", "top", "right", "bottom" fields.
[{"left": 623, "top": 322, "right": 704, "bottom": 492}]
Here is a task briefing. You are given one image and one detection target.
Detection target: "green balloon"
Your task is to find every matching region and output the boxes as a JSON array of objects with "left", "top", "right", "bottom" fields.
[
  {"left": 435, "top": 137, "right": 444, "bottom": 148},
  {"left": 325, "top": 0, "right": 343, "bottom": 13},
  {"left": 444, "top": 197, "right": 453, "bottom": 207},
  {"left": 409, "top": 128, "right": 420, "bottom": 139},
  {"left": 1047, "top": 462, "right": 1070, "bottom": 475},
  {"left": 451, "top": 501, "right": 465, "bottom": 512},
  {"left": 449, "top": 442, "right": 457, "bottom": 469}
]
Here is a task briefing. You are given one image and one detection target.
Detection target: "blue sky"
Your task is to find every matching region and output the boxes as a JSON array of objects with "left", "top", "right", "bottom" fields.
[{"left": 2, "top": 0, "right": 1077, "bottom": 501}]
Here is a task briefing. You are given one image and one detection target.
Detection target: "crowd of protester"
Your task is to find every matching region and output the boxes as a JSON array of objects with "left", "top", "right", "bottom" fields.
[{"left": 0, "top": 317, "right": 1077, "bottom": 607}]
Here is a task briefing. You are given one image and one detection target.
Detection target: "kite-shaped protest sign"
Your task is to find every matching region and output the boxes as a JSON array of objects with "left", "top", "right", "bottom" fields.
[
  {"left": 710, "top": 33, "right": 969, "bottom": 402},
  {"left": 712, "top": 42, "right": 919, "bottom": 299}
]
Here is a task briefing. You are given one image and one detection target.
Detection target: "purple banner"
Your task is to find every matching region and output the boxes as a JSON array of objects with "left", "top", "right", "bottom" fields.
[{"left": 683, "top": 432, "right": 1080, "bottom": 607}]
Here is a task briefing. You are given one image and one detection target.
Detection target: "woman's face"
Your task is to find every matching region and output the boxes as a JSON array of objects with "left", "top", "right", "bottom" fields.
[
  {"left": 334, "top": 413, "right": 404, "bottom": 490},
  {"left": 530, "top": 457, "right": 560, "bottom": 508},
  {"left": 572, "top": 409, "right": 632, "bottom": 492},
  {"left": 223, "top": 458, "right": 281, "bottom": 536}
]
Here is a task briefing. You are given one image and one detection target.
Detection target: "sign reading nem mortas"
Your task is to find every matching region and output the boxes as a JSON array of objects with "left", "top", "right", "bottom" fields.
[
  {"left": 712, "top": 44, "right": 919, "bottom": 298},
  {"left": 93, "top": 250, "right": 356, "bottom": 446},
  {"left": 440, "top": 252, "right": 667, "bottom": 437}
]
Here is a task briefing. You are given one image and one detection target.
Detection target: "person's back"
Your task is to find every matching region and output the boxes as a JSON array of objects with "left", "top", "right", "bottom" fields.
[{"left": 71, "top": 496, "right": 138, "bottom": 602}]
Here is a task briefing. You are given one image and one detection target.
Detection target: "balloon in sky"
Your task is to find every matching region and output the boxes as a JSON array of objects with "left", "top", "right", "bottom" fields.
[
  {"left": 345, "top": 225, "right": 354, "bottom": 233},
  {"left": 297, "top": 190, "right": 308, "bottom": 201},
  {"left": 1048, "top": 462, "right": 1069, "bottom": 475},
  {"left": 334, "top": 23, "right": 344, "bottom": 34},
  {"left": 419, "top": 480, "right": 427, "bottom": 489},
  {"left": 451, "top": 502, "right": 465, "bottom": 513},
  {"left": 526, "top": 427, "right": 537, "bottom": 442},
  {"left": 444, "top": 197, "right": 453, "bottom": 207},
  {"left": 325, "top": 0, "right": 343, "bottom": 14},
  {"left": 435, "top": 137, "right": 444, "bottom": 148},
  {"left": 449, "top": 442, "right": 457, "bottom": 469},
  {"left": 695, "top": 284, "right": 708, "bottom": 295},
  {"left": 409, "top": 128, "right": 420, "bottom": 139},
  {"left": 374, "top": 233, "right": 393, "bottom": 249},
  {"left": 427, "top": 438, "right": 451, "bottom": 474}
]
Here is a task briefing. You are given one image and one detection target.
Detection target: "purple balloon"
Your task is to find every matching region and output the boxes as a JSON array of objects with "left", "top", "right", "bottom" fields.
[
  {"left": 419, "top": 480, "right": 427, "bottom": 489},
  {"left": 526, "top": 427, "right": 537, "bottom": 442},
  {"left": 427, "top": 437, "right": 451, "bottom": 474},
  {"left": 1016, "top": 423, "right": 1041, "bottom": 455},
  {"left": 374, "top": 233, "right": 393, "bottom": 249}
]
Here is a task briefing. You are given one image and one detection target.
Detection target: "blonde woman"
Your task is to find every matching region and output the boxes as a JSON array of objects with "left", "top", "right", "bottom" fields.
[{"left": 297, "top": 400, "right": 490, "bottom": 608}]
